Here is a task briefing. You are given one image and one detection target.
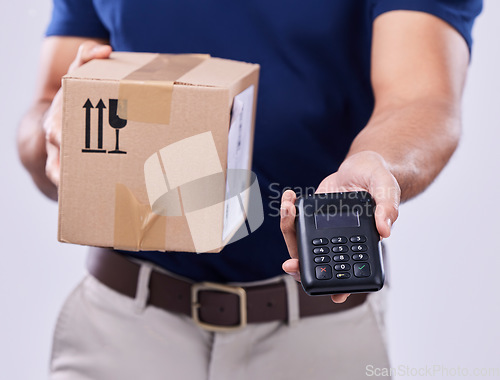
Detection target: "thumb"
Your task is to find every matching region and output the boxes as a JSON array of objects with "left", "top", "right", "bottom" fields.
[{"left": 68, "top": 41, "right": 112, "bottom": 73}]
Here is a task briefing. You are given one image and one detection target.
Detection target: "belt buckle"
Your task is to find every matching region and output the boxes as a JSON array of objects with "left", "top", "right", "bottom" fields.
[{"left": 191, "top": 282, "right": 247, "bottom": 332}]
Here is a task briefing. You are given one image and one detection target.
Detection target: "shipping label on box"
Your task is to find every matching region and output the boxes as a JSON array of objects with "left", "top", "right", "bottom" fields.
[{"left": 58, "top": 52, "right": 261, "bottom": 253}]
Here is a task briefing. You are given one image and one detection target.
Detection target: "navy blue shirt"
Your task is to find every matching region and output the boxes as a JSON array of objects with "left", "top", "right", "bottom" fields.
[{"left": 47, "top": 0, "right": 481, "bottom": 282}]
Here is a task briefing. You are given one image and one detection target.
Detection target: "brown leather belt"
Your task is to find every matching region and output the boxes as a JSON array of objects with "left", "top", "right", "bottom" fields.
[{"left": 87, "top": 247, "right": 367, "bottom": 332}]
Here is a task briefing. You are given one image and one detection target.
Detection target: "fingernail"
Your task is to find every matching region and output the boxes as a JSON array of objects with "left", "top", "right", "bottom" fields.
[
  {"left": 386, "top": 218, "right": 392, "bottom": 229},
  {"left": 284, "top": 271, "right": 298, "bottom": 277},
  {"left": 282, "top": 190, "right": 293, "bottom": 202},
  {"left": 92, "top": 45, "right": 107, "bottom": 54}
]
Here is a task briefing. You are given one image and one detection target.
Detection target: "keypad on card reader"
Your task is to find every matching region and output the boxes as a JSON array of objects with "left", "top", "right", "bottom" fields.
[{"left": 310, "top": 235, "right": 371, "bottom": 279}]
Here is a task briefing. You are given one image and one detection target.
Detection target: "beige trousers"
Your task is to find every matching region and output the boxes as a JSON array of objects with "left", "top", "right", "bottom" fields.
[{"left": 49, "top": 267, "right": 391, "bottom": 380}]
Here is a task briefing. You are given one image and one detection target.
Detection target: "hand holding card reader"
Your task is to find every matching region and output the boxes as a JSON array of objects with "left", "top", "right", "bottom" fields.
[{"left": 296, "top": 192, "right": 384, "bottom": 295}]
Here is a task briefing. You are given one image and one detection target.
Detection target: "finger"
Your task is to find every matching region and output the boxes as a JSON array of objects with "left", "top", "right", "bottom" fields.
[
  {"left": 282, "top": 259, "right": 301, "bottom": 282},
  {"left": 45, "top": 143, "right": 60, "bottom": 187},
  {"left": 44, "top": 91, "right": 63, "bottom": 147},
  {"left": 45, "top": 120, "right": 60, "bottom": 148},
  {"left": 76, "top": 42, "right": 112, "bottom": 65},
  {"left": 331, "top": 294, "right": 350, "bottom": 303},
  {"left": 280, "top": 189, "right": 298, "bottom": 259},
  {"left": 68, "top": 42, "right": 112, "bottom": 73},
  {"left": 369, "top": 169, "right": 401, "bottom": 238}
]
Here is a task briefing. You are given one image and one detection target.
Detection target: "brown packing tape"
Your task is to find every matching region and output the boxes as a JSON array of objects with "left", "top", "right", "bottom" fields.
[
  {"left": 118, "top": 54, "right": 210, "bottom": 125},
  {"left": 118, "top": 80, "right": 173, "bottom": 124},
  {"left": 114, "top": 183, "right": 168, "bottom": 251}
]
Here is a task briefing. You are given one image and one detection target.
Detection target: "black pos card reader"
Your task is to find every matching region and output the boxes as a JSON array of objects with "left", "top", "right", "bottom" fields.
[{"left": 296, "top": 191, "right": 384, "bottom": 296}]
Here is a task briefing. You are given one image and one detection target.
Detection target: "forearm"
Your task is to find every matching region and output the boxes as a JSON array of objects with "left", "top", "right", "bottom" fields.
[
  {"left": 17, "top": 100, "right": 58, "bottom": 200},
  {"left": 347, "top": 97, "right": 461, "bottom": 201}
]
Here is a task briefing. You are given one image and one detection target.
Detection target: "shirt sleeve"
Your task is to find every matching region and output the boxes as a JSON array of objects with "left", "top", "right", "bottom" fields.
[
  {"left": 370, "top": 0, "right": 483, "bottom": 54},
  {"left": 45, "top": 0, "right": 109, "bottom": 39}
]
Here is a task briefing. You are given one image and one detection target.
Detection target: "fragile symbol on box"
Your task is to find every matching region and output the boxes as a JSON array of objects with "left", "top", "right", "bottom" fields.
[{"left": 82, "top": 98, "right": 128, "bottom": 154}]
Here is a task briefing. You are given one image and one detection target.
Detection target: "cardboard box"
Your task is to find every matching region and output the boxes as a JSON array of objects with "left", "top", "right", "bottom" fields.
[{"left": 59, "top": 52, "right": 260, "bottom": 253}]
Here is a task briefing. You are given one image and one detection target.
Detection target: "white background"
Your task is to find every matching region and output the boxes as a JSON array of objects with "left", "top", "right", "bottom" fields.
[{"left": 1, "top": 1, "right": 499, "bottom": 378}]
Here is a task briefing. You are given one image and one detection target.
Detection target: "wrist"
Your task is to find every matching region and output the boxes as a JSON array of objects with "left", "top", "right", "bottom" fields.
[
  {"left": 17, "top": 101, "right": 58, "bottom": 200},
  {"left": 17, "top": 105, "right": 48, "bottom": 171}
]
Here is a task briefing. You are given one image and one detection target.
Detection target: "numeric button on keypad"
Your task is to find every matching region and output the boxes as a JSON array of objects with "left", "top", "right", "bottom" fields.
[
  {"left": 351, "top": 244, "right": 367, "bottom": 252},
  {"left": 350, "top": 235, "right": 366, "bottom": 243},
  {"left": 333, "top": 254, "right": 349, "bottom": 262},
  {"left": 313, "top": 247, "right": 330, "bottom": 254},
  {"left": 352, "top": 253, "right": 369, "bottom": 261},
  {"left": 334, "top": 263, "right": 351, "bottom": 271},
  {"left": 331, "top": 236, "right": 347, "bottom": 244},
  {"left": 315, "top": 265, "right": 333, "bottom": 280},
  {"left": 314, "top": 256, "right": 331, "bottom": 263},
  {"left": 332, "top": 245, "right": 348, "bottom": 253},
  {"left": 312, "top": 238, "right": 329, "bottom": 246}
]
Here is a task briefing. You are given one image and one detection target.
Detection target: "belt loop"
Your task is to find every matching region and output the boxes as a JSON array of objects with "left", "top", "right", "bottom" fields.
[
  {"left": 133, "top": 263, "right": 153, "bottom": 314},
  {"left": 282, "top": 275, "right": 300, "bottom": 326}
]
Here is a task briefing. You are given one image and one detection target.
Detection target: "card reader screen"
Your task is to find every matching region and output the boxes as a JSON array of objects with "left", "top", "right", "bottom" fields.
[{"left": 314, "top": 212, "right": 360, "bottom": 229}]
